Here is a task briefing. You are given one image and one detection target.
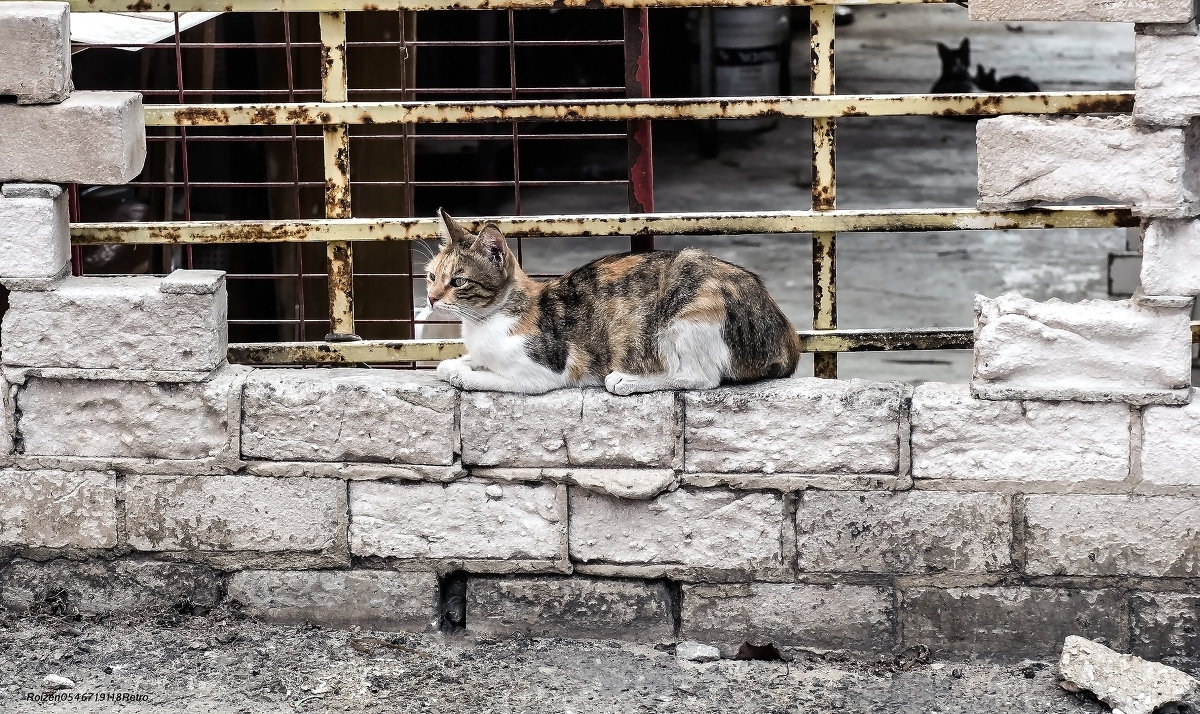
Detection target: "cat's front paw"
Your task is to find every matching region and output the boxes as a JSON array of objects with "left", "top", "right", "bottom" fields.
[{"left": 436, "top": 356, "right": 473, "bottom": 387}]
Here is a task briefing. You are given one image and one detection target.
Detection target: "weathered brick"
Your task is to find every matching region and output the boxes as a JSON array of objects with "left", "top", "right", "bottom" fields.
[
  {"left": 350, "top": 481, "right": 566, "bottom": 561},
  {"left": 977, "top": 116, "right": 1200, "bottom": 216},
  {"left": 970, "top": 0, "right": 1194, "bottom": 22},
  {"left": 2, "top": 271, "right": 227, "bottom": 377},
  {"left": 0, "top": 2, "right": 71, "bottom": 104},
  {"left": 569, "top": 488, "right": 785, "bottom": 572},
  {"left": 901, "top": 587, "right": 1125, "bottom": 659},
  {"left": 1025, "top": 495, "right": 1200, "bottom": 576},
  {"left": 0, "top": 92, "right": 146, "bottom": 184},
  {"left": 911, "top": 383, "right": 1130, "bottom": 482},
  {"left": 1131, "top": 592, "right": 1200, "bottom": 662},
  {"left": 683, "top": 378, "right": 902, "bottom": 474},
  {"left": 1137, "top": 33, "right": 1200, "bottom": 127},
  {"left": 681, "top": 583, "right": 894, "bottom": 653},
  {"left": 466, "top": 576, "right": 673, "bottom": 641},
  {"left": 972, "top": 292, "right": 1192, "bottom": 404},
  {"left": 229, "top": 570, "right": 437, "bottom": 631},
  {"left": 16, "top": 365, "right": 243, "bottom": 461},
  {"left": 460, "top": 389, "right": 676, "bottom": 468},
  {"left": 0, "top": 184, "right": 70, "bottom": 281},
  {"left": 242, "top": 369, "right": 455, "bottom": 464},
  {"left": 473, "top": 467, "right": 678, "bottom": 500},
  {"left": 124, "top": 474, "right": 346, "bottom": 554},
  {"left": 796, "top": 491, "right": 1011, "bottom": 574},
  {"left": 1142, "top": 395, "right": 1200, "bottom": 487},
  {"left": 1142, "top": 219, "right": 1200, "bottom": 297},
  {"left": 0, "top": 558, "right": 221, "bottom": 615},
  {"left": 0, "top": 469, "right": 115, "bottom": 548}
]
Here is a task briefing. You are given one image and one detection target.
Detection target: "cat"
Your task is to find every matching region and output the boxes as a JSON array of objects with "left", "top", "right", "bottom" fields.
[
  {"left": 973, "top": 64, "right": 1040, "bottom": 93},
  {"left": 931, "top": 38, "right": 977, "bottom": 94},
  {"left": 427, "top": 209, "right": 801, "bottom": 395}
]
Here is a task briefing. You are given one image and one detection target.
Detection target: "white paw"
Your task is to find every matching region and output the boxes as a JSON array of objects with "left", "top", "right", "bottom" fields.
[
  {"left": 604, "top": 371, "right": 639, "bottom": 396},
  {"left": 436, "top": 357, "right": 472, "bottom": 387}
]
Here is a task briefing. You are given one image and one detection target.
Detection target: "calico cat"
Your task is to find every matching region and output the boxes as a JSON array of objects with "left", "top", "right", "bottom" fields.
[
  {"left": 931, "top": 38, "right": 977, "bottom": 94},
  {"left": 973, "top": 64, "right": 1040, "bottom": 93},
  {"left": 427, "top": 209, "right": 801, "bottom": 395}
]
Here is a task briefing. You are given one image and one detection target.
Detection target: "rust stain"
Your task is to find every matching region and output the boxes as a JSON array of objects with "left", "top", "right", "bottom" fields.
[
  {"left": 249, "top": 106, "right": 277, "bottom": 125},
  {"left": 173, "top": 106, "right": 230, "bottom": 125}
]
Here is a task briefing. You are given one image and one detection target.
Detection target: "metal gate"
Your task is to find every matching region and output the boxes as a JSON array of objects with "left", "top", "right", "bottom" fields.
[{"left": 63, "top": 0, "right": 1140, "bottom": 378}]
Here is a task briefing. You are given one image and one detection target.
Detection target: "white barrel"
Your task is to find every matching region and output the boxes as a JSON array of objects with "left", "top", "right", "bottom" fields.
[{"left": 692, "top": 8, "right": 790, "bottom": 133}]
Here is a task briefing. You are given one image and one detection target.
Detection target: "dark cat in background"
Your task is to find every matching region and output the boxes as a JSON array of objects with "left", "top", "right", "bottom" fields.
[
  {"left": 973, "top": 64, "right": 1040, "bottom": 92},
  {"left": 930, "top": 38, "right": 1040, "bottom": 94}
]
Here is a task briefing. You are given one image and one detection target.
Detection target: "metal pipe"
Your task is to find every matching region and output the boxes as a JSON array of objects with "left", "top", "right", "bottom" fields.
[
  {"left": 319, "top": 11, "right": 359, "bottom": 341},
  {"left": 67, "top": 0, "right": 960, "bottom": 13},
  {"left": 810, "top": 3, "right": 837, "bottom": 378},
  {"left": 624, "top": 8, "right": 655, "bottom": 252}
]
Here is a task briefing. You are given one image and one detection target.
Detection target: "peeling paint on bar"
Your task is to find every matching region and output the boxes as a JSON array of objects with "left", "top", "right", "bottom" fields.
[
  {"left": 70, "top": 207, "right": 1137, "bottom": 245},
  {"left": 146, "top": 93, "right": 1134, "bottom": 127},
  {"left": 71, "top": 0, "right": 953, "bottom": 13}
]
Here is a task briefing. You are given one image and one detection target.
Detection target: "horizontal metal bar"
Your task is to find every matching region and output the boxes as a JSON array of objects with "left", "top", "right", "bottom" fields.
[
  {"left": 68, "top": 0, "right": 950, "bottom": 13},
  {"left": 227, "top": 324, "right": 1200, "bottom": 365},
  {"left": 147, "top": 92, "right": 1133, "bottom": 126},
  {"left": 71, "top": 207, "right": 1137, "bottom": 245}
]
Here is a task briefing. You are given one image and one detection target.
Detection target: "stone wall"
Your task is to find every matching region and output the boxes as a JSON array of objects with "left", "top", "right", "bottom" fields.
[{"left": 0, "top": 1, "right": 1197, "bottom": 664}]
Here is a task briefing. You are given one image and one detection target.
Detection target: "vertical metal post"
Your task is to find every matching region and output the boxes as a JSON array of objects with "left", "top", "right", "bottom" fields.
[
  {"left": 320, "top": 11, "right": 358, "bottom": 341},
  {"left": 624, "top": 8, "right": 655, "bottom": 252},
  {"left": 810, "top": 4, "right": 837, "bottom": 378}
]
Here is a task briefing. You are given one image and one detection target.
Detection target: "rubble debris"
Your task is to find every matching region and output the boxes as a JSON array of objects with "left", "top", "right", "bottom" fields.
[{"left": 1058, "top": 636, "right": 1199, "bottom": 714}]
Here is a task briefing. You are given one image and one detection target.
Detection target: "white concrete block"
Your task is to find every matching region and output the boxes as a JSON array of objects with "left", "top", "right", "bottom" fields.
[
  {"left": 0, "top": 469, "right": 115, "bottom": 548},
  {"left": 0, "top": 91, "right": 146, "bottom": 184},
  {"left": 0, "top": 2, "right": 71, "bottom": 105},
  {"left": 977, "top": 116, "right": 1200, "bottom": 217},
  {"left": 350, "top": 481, "right": 567, "bottom": 561},
  {"left": 2, "top": 271, "right": 227, "bottom": 378},
  {"left": 683, "top": 378, "right": 903, "bottom": 474},
  {"left": 0, "top": 184, "right": 69, "bottom": 281},
  {"left": 1142, "top": 393, "right": 1200, "bottom": 487},
  {"left": 229, "top": 570, "right": 437, "bottom": 631},
  {"left": 971, "top": 0, "right": 1194, "bottom": 23},
  {"left": 1059, "top": 636, "right": 1200, "bottom": 714},
  {"left": 125, "top": 474, "right": 346, "bottom": 554},
  {"left": 1141, "top": 219, "right": 1200, "bottom": 296},
  {"left": 569, "top": 488, "right": 785, "bottom": 572},
  {"left": 460, "top": 389, "right": 676, "bottom": 468},
  {"left": 912, "top": 383, "right": 1131, "bottom": 482},
  {"left": 1136, "top": 33, "right": 1200, "bottom": 126},
  {"left": 16, "top": 365, "right": 244, "bottom": 461},
  {"left": 242, "top": 369, "right": 456, "bottom": 465},
  {"left": 972, "top": 292, "right": 1193, "bottom": 404}
]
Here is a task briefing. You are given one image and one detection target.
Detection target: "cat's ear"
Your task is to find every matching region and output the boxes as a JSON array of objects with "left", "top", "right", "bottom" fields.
[
  {"left": 473, "top": 223, "right": 508, "bottom": 265},
  {"left": 937, "top": 42, "right": 950, "bottom": 61},
  {"left": 437, "top": 207, "right": 474, "bottom": 247},
  {"left": 959, "top": 38, "right": 969, "bottom": 54}
]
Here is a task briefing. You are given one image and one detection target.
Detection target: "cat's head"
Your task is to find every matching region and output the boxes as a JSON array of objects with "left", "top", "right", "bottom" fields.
[
  {"left": 936, "top": 38, "right": 970, "bottom": 77},
  {"left": 426, "top": 209, "right": 516, "bottom": 316}
]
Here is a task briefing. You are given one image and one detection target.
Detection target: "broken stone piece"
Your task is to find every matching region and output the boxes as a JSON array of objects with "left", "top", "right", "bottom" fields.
[
  {"left": 676, "top": 641, "right": 721, "bottom": 662},
  {"left": 1058, "top": 636, "right": 1199, "bottom": 714}
]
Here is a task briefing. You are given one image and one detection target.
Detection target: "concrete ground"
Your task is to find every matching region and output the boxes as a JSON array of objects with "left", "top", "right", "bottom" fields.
[{"left": 507, "top": 4, "right": 1135, "bottom": 383}]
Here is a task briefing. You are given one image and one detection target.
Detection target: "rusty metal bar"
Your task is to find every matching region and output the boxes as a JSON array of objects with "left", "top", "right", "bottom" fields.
[
  {"left": 624, "top": 8, "right": 655, "bottom": 252},
  {"left": 320, "top": 11, "right": 358, "bottom": 341},
  {"left": 65, "top": 0, "right": 956, "bottom": 12},
  {"left": 147, "top": 92, "right": 1134, "bottom": 127},
  {"left": 71, "top": 206, "right": 1138, "bottom": 245},
  {"left": 810, "top": 3, "right": 837, "bottom": 378}
]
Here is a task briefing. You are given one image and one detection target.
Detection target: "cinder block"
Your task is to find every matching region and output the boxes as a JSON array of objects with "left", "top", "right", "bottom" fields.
[
  {"left": 977, "top": 116, "right": 1200, "bottom": 216},
  {"left": 911, "top": 383, "right": 1130, "bottom": 483},
  {"left": 2, "top": 271, "right": 227, "bottom": 378},
  {"left": 0, "top": 469, "right": 115, "bottom": 548},
  {"left": 796, "top": 491, "right": 1012, "bottom": 574},
  {"left": 0, "top": 2, "right": 71, "bottom": 105},
  {"left": 124, "top": 474, "right": 347, "bottom": 554},
  {"left": 466, "top": 576, "right": 674, "bottom": 641},
  {"left": 901, "top": 587, "right": 1125, "bottom": 659},
  {"left": 0, "top": 91, "right": 146, "bottom": 184},
  {"left": 1131, "top": 592, "right": 1200, "bottom": 662},
  {"left": 460, "top": 389, "right": 676, "bottom": 468},
  {"left": 242, "top": 369, "right": 455, "bottom": 465},
  {"left": 569, "top": 488, "right": 785, "bottom": 573},
  {"left": 1143, "top": 395, "right": 1200, "bottom": 487},
  {"left": 0, "top": 184, "right": 69, "bottom": 281},
  {"left": 16, "top": 365, "right": 244, "bottom": 461},
  {"left": 970, "top": 0, "right": 1194, "bottom": 24},
  {"left": 350, "top": 481, "right": 567, "bottom": 562},
  {"left": 972, "top": 292, "right": 1192, "bottom": 404},
  {"left": 680, "top": 583, "right": 895, "bottom": 654},
  {"left": 683, "top": 378, "right": 903, "bottom": 474},
  {"left": 1024, "top": 495, "right": 1200, "bottom": 576},
  {"left": 1141, "top": 219, "right": 1200, "bottom": 296},
  {"left": 0, "top": 558, "right": 221, "bottom": 615},
  {"left": 228, "top": 570, "right": 437, "bottom": 631},
  {"left": 1136, "top": 33, "right": 1200, "bottom": 126}
]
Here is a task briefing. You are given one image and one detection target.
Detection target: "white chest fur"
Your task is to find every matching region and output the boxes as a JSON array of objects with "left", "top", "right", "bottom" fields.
[{"left": 461, "top": 311, "right": 573, "bottom": 391}]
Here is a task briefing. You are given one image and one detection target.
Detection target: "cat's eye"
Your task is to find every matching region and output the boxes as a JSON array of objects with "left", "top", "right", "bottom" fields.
[
  {"left": 425, "top": 272, "right": 435, "bottom": 282},
  {"left": 449, "top": 276, "right": 468, "bottom": 288}
]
